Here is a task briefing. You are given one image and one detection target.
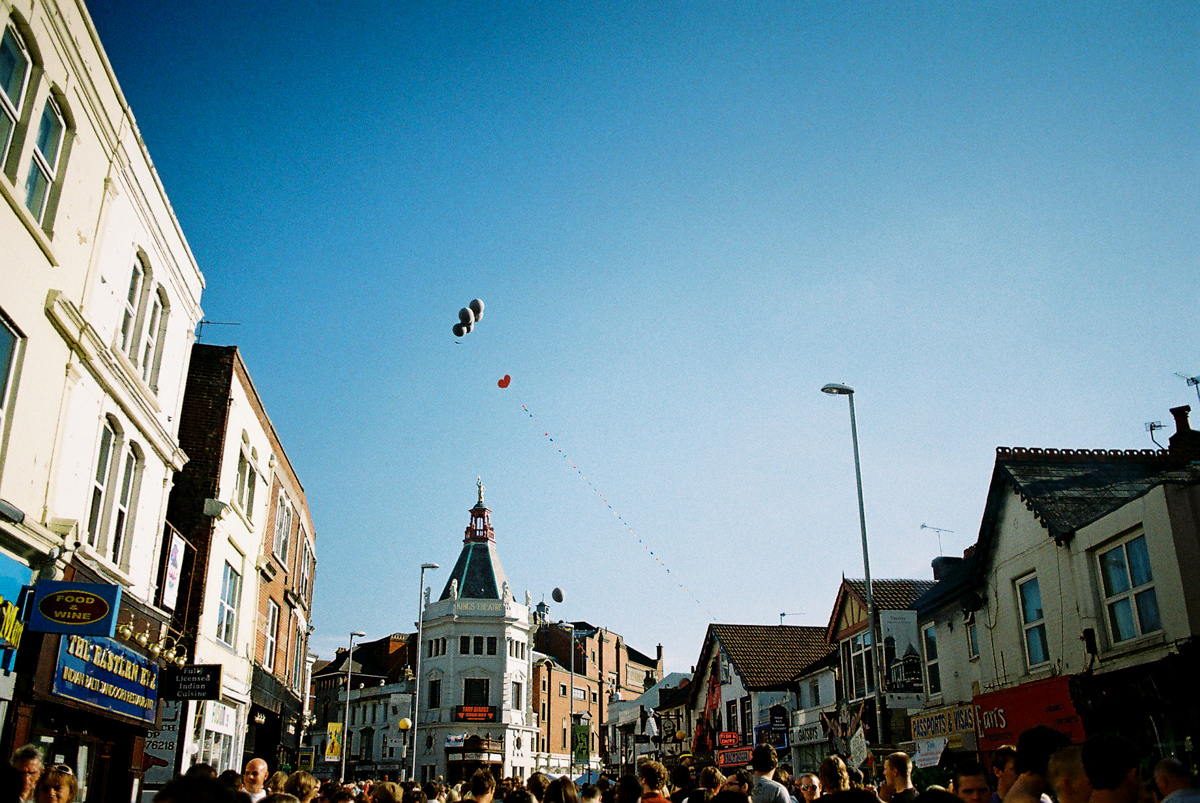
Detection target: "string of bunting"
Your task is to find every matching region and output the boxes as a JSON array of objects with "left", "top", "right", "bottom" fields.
[{"left": 514, "top": 397, "right": 717, "bottom": 621}]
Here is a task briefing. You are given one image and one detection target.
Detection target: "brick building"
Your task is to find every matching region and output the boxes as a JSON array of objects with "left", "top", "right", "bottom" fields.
[{"left": 166, "top": 344, "right": 316, "bottom": 774}]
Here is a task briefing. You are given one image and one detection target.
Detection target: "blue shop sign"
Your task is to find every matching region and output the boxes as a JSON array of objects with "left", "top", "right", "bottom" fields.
[
  {"left": 52, "top": 634, "right": 159, "bottom": 724},
  {"left": 29, "top": 581, "right": 121, "bottom": 637},
  {"left": 0, "top": 555, "right": 32, "bottom": 671}
]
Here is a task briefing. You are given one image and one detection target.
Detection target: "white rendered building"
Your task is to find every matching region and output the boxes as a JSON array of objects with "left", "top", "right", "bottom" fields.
[{"left": 414, "top": 482, "right": 538, "bottom": 782}]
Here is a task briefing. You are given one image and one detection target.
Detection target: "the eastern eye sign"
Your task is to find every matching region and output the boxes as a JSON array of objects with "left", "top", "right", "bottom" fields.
[{"left": 28, "top": 581, "right": 122, "bottom": 637}]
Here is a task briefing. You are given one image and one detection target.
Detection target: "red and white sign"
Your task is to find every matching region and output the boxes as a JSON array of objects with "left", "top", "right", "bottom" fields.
[
  {"left": 973, "top": 676, "right": 1085, "bottom": 753},
  {"left": 717, "top": 731, "right": 740, "bottom": 748}
]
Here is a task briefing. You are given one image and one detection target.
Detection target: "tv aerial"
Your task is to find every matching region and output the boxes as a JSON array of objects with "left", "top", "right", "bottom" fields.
[{"left": 920, "top": 523, "right": 954, "bottom": 556}]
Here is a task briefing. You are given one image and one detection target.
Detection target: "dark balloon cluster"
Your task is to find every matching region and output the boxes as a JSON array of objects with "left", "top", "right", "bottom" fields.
[{"left": 453, "top": 299, "right": 485, "bottom": 338}]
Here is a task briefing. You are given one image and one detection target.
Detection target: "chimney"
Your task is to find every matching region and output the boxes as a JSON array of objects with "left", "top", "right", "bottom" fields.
[
  {"left": 1168, "top": 406, "right": 1200, "bottom": 456},
  {"left": 931, "top": 556, "right": 963, "bottom": 581}
]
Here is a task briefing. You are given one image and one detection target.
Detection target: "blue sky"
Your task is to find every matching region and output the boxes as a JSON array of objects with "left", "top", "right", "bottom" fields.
[{"left": 86, "top": 1, "right": 1198, "bottom": 672}]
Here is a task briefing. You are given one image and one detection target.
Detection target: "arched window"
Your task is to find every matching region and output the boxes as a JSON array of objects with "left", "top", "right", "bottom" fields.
[
  {"left": 119, "top": 254, "right": 147, "bottom": 356},
  {"left": 0, "top": 23, "right": 32, "bottom": 167},
  {"left": 109, "top": 441, "right": 142, "bottom": 565},
  {"left": 139, "top": 287, "right": 169, "bottom": 389},
  {"left": 86, "top": 418, "right": 119, "bottom": 547},
  {"left": 273, "top": 491, "right": 292, "bottom": 562}
]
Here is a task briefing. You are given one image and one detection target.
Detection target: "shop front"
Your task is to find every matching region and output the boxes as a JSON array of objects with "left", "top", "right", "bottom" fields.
[
  {"left": 790, "top": 716, "right": 830, "bottom": 773},
  {"left": 446, "top": 735, "right": 504, "bottom": 784},
  {"left": 245, "top": 665, "right": 304, "bottom": 772},
  {"left": 908, "top": 703, "right": 977, "bottom": 768},
  {"left": 0, "top": 551, "right": 32, "bottom": 735},
  {"left": 972, "top": 676, "right": 1085, "bottom": 758}
]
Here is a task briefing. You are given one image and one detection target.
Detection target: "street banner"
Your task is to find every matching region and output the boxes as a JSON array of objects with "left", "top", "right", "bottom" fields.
[
  {"left": 326, "top": 723, "right": 343, "bottom": 761},
  {"left": 160, "top": 533, "right": 186, "bottom": 611},
  {"left": 573, "top": 723, "right": 590, "bottom": 765},
  {"left": 913, "top": 737, "right": 948, "bottom": 769},
  {"left": 298, "top": 748, "right": 314, "bottom": 771}
]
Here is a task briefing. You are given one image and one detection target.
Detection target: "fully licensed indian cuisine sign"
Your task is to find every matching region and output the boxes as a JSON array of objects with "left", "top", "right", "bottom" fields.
[{"left": 52, "top": 634, "right": 159, "bottom": 724}]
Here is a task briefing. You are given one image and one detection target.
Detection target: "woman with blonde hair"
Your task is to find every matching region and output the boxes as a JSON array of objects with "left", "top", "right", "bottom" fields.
[
  {"left": 35, "top": 766, "right": 78, "bottom": 803},
  {"left": 818, "top": 757, "right": 849, "bottom": 796}
]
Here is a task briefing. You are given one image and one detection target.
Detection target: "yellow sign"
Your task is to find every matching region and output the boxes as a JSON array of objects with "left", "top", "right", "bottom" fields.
[{"left": 325, "top": 723, "right": 343, "bottom": 761}]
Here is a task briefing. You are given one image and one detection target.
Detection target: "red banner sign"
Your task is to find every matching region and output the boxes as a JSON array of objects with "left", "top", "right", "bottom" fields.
[
  {"left": 973, "top": 676, "right": 1084, "bottom": 752},
  {"left": 717, "top": 746, "right": 753, "bottom": 768},
  {"left": 717, "top": 731, "right": 740, "bottom": 748}
]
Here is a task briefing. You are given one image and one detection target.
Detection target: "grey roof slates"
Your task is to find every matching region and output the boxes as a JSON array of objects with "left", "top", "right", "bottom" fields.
[
  {"left": 439, "top": 541, "right": 510, "bottom": 601},
  {"left": 844, "top": 579, "right": 936, "bottom": 612}
]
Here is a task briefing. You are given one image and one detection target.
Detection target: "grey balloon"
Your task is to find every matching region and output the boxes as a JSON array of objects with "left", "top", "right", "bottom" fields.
[
  {"left": 551, "top": 587, "right": 564, "bottom": 603},
  {"left": 459, "top": 307, "right": 475, "bottom": 325},
  {"left": 469, "top": 299, "right": 484, "bottom": 320},
  {"left": 463, "top": 320, "right": 474, "bottom": 334},
  {"left": 453, "top": 323, "right": 466, "bottom": 337}
]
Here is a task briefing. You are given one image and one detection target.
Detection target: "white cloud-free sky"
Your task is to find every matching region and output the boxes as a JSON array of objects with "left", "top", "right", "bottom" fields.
[{"left": 87, "top": 0, "right": 1198, "bottom": 673}]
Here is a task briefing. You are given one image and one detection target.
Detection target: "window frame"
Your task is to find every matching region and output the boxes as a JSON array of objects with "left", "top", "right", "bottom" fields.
[
  {"left": 922, "top": 623, "right": 941, "bottom": 695},
  {"left": 0, "top": 23, "right": 32, "bottom": 174},
  {"left": 273, "top": 491, "right": 292, "bottom": 564},
  {"left": 264, "top": 599, "right": 280, "bottom": 672},
  {"left": 24, "top": 94, "right": 64, "bottom": 223},
  {"left": 216, "top": 561, "right": 242, "bottom": 648},
  {"left": 842, "top": 630, "right": 875, "bottom": 701},
  {"left": 428, "top": 678, "right": 441, "bottom": 709},
  {"left": 1017, "top": 574, "right": 1049, "bottom": 668},
  {"left": 138, "top": 288, "right": 167, "bottom": 389},
  {"left": 85, "top": 420, "right": 118, "bottom": 549},
  {"left": 234, "top": 439, "right": 258, "bottom": 520},
  {"left": 107, "top": 441, "right": 140, "bottom": 566},
  {"left": 463, "top": 677, "right": 490, "bottom": 707},
  {"left": 1097, "top": 533, "right": 1161, "bottom": 644}
]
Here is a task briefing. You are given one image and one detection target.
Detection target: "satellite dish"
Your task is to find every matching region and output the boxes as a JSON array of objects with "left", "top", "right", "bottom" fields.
[{"left": 551, "top": 588, "right": 564, "bottom": 603}]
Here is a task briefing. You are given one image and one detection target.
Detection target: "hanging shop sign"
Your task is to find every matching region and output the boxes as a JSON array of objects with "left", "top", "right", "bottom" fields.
[
  {"left": 973, "top": 676, "right": 1084, "bottom": 752},
  {"left": 29, "top": 581, "right": 120, "bottom": 637},
  {"left": 160, "top": 664, "right": 223, "bottom": 700},
  {"left": 298, "top": 748, "right": 315, "bottom": 771},
  {"left": 769, "top": 705, "right": 789, "bottom": 732},
  {"left": 911, "top": 703, "right": 977, "bottom": 751},
  {"left": 52, "top": 634, "right": 158, "bottom": 724},
  {"left": 717, "top": 746, "right": 753, "bottom": 769},
  {"left": 142, "top": 700, "right": 183, "bottom": 786},
  {"left": 716, "top": 730, "right": 740, "bottom": 748},
  {"left": 160, "top": 533, "right": 186, "bottom": 611},
  {"left": 325, "top": 723, "right": 343, "bottom": 761},
  {"left": 794, "top": 721, "right": 826, "bottom": 746},
  {"left": 755, "top": 723, "right": 788, "bottom": 749}
]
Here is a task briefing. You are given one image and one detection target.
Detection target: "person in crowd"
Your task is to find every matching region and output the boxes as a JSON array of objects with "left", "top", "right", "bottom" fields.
[
  {"left": 990, "top": 747, "right": 1019, "bottom": 803},
  {"left": 1047, "top": 747, "right": 1092, "bottom": 803},
  {"left": 794, "top": 774, "right": 819, "bottom": 803},
  {"left": 188, "top": 764, "right": 219, "bottom": 779},
  {"left": 1153, "top": 760, "right": 1199, "bottom": 803},
  {"left": 218, "top": 770, "right": 243, "bottom": 793},
  {"left": 372, "top": 783, "right": 403, "bottom": 803},
  {"left": 950, "top": 762, "right": 990, "bottom": 803},
  {"left": 506, "top": 788, "right": 536, "bottom": 803},
  {"left": 471, "top": 770, "right": 498, "bottom": 803},
  {"left": 546, "top": 778, "right": 579, "bottom": 803},
  {"left": 583, "top": 784, "right": 601, "bottom": 803},
  {"left": 425, "top": 782, "right": 445, "bottom": 803},
  {"left": 403, "top": 787, "right": 429, "bottom": 803},
  {"left": 266, "top": 773, "right": 290, "bottom": 795},
  {"left": 724, "top": 772, "right": 754, "bottom": 798},
  {"left": 641, "top": 762, "right": 672, "bottom": 803},
  {"left": 243, "top": 759, "right": 269, "bottom": 803},
  {"left": 1082, "top": 735, "right": 1141, "bottom": 803},
  {"left": 614, "top": 776, "right": 643, "bottom": 803},
  {"left": 847, "top": 770, "right": 865, "bottom": 792},
  {"left": 883, "top": 754, "right": 917, "bottom": 803},
  {"left": 10, "top": 744, "right": 43, "bottom": 803},
  {"left": 34, "top": 766, "right": 76, "bottom": 803},
  {"left": 819, "top": 757, "right": 850, "bottom": 797},
  {"left": 263, "top": 795, "right": 299, "bottom": 803},
  {"left": 284, "top": 772, "right": 320, "bottom": 803},
  {"left": 673, "top": 766, "right": 698, "bottom": 803},
  {"left": 528, "top": 775, "right": 552, "bottom": 803},
  {"left": 1004, "top": 727, "right": 1071, "bottom": 803},
  {"left": 751, "top": 745, "right": 791, "bottom": 803},
  {"left": 687, "top": 766, "right": 725, "bottom": 803}
]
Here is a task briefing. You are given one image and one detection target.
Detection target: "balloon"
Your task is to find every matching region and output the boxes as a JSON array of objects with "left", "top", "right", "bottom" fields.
[
  {"left": 453, "top": 323, "right": 466, "bottom": 337},
  {"left": 464, "top": 320, "right": 474, "bottom": 334},
  {"left": 551, "top": 588, "right": 564, "bottom": 603},
  {"left": 469, "top": 299, "right": 484, "bottom": 320},
  {"left": 459, "top": 307, "right": 475, "bottom": 325}
]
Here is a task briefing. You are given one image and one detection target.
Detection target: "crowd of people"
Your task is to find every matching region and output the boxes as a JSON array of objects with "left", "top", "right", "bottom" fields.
[{"left": 3, "top": 726, "right": 1195, "bottom": 803}]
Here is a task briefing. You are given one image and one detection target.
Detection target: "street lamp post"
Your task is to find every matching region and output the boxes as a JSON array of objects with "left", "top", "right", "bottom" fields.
[
  {"left": 411, "top": 562, "right": 439, "bottom": 784},
  {"left": 342, "top": 630, "right": 366, "bottom": 783},
  {"left": 398, "top": 717, "right": 412, "bottom": 781},
  {"left": 562, "top": 620, "right": 576, "bottom": 780},
  {"left": 821, "top": 382, "right": 886, "bottom": 753}
]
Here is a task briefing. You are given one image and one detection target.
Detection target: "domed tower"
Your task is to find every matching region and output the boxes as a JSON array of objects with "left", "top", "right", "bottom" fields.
[{"left": 438, "top": 478, "right": 511, "bottom": 602}]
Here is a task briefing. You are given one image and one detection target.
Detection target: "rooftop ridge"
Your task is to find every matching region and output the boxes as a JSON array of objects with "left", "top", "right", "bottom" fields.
[{"left": 997, "top": 446, "right": 1166, "bottom": 462}]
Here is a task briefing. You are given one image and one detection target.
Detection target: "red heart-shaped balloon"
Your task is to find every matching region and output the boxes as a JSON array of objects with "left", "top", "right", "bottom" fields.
[{"left": 498, "top": 375, "right": 511, "bottom": 388}]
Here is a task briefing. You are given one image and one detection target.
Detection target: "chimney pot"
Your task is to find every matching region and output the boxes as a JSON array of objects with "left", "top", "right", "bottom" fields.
[{"left": 1168, "top": 405, "right": 1200, "bottom": 456}]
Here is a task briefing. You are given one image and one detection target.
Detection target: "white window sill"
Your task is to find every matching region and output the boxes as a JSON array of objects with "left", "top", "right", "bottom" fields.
[{"left": 1101, "top": 630, "right": 1166, "bottom": 661}]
